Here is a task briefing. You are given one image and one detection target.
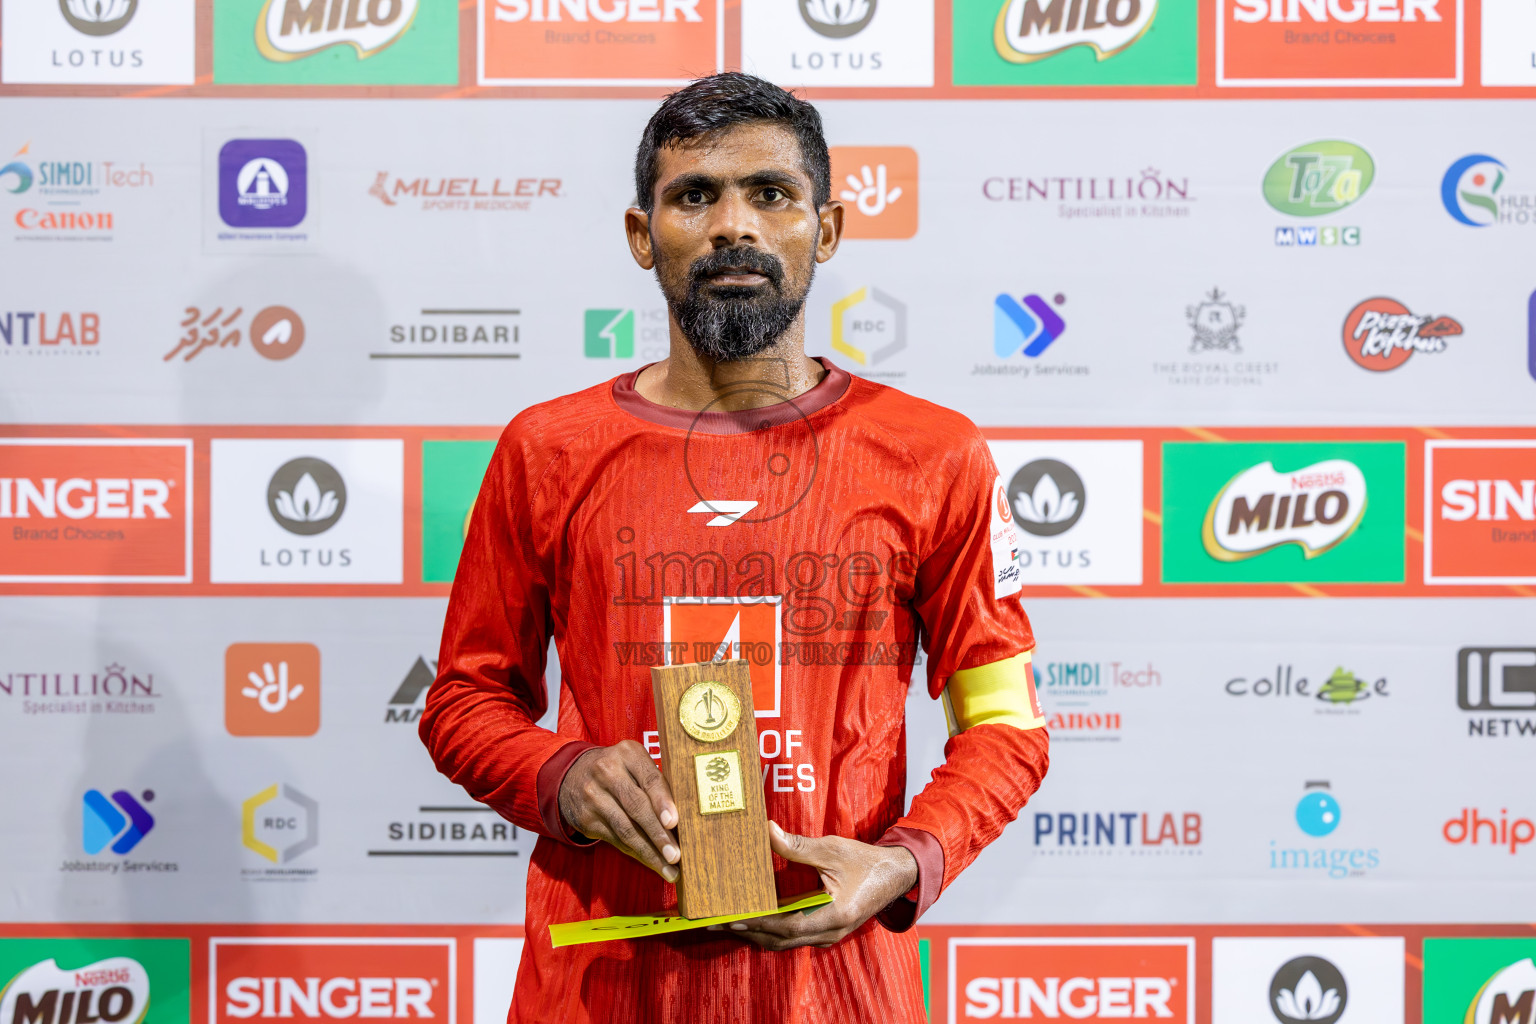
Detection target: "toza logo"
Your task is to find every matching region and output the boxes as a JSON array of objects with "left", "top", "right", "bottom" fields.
[
  {"left": 993, "top": 0, "right": 1157, "bottom": 63},
  {"left": 799, "top": 0, "right": 875, "bottom": 37},
  {"left": 83, "top": 788, "right": 155, "bottom": 855},
  {"left": 267, "top": 458, "right": 346, "bottom": 536},
  {"left": 1341, "top": 297, "right": 1462, "bottom": 372},
  {"left": 1269, "top": 955, "right": 1347, "bottom": 1024},
  {"left": 0, "top": 957, "right": 152, "bottom": 1024},
  {"left": 1202, "top": 459, "right": 1367, "bottom": 562},
  {"left": 1263, "top": 141, "right": 1374, "bottom": 218},
  {"left": 1187, "top": 288, "right": 1245, "bottom": 354},
  {"left": 255, "top": 0, "right": 419, "bottom": 62}
]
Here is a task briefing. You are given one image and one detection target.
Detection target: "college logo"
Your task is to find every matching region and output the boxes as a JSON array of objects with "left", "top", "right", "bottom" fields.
[
  {"left": 1226, "top": 665, "right": 1388, "bottom": 708},
  {"left": 480, "top": 0, "right": 721, "bottom": 85},
  {"left": 1444, "top": 808, "right": 1535, "bottom": 855},
  {"left": 1423, "top": 939, "right": 1536, "bottom": 1024},
  {"left": 1212, "top": 938, "right": 1403, "bottom": 1024},
  {"left": 385, "top": 656, "right": 434, "bottom": 723},
  {"left": 1425, "top": 441, "right": 1536, "bottom": 584},
  {"left": 210, "top": 938, "right": 454, "bottom": 1024},
  {"left": 663, "top": 597, "right": 782, "bottom": 717},
  {"left": 225, "top": 643, "right": 321, "bottom": 737},
  {"left": 1342, "top": 297, "right": 1461, "bottom": 372},
  {"left": 83, "top": 788, "right": 155, "bottom": 854},
  {"left": 219, "top": 140, "right": 307, "bottom": 230},
  {"left": 830, "top": 287, "right": 905, "bottom": 368},
  {"left": 1456, "top": 647, "right": 1536, "bottom": 739},
  {"left": 242, "top": 784, "right": 318, "bottom": 873},
  {"left": 951, "top": 938, "right": 1194, "bottom": 1022},
  {"left": 1263, "top": 141, "right": 1373, "bottom": 218},
  {"left": 164, "top": 305, "right": 305, "bottom": 362},
  {"left": 1218, "top": 0, "right": 1461, "bottom": 85},
  {"left": 993, "top": 0, "right": 1157, "bottom": 64},
  {"left": 421, "top": 439, "right": 496, "bottom": 583},
  {"left": 1162, "top": 441, "right": 1404, "bottom": 584},
  {"left": 210, "top": 439, "right": 403, "bottom": 584},
  {"left": 830, "top": 147, "right": 917, "bottom": 239},
  {"left": 0, "top": 439, "right": 192, "bottom": 583},
  {"left": 1187, "top": 288, "right": 1244, "bottom": 354},
  {"left": 993, "top": 292, "right": 1066, "bottom": 358}
]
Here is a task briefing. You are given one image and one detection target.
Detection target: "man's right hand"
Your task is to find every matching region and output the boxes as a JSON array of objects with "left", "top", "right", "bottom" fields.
[{"left": 558, "top": 741, "right": 681, "bottom": 882}]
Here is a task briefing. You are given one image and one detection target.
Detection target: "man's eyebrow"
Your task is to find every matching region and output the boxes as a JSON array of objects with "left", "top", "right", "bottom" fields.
[{"left": 660, "top": 169, "right": 805, "bottom": 196}]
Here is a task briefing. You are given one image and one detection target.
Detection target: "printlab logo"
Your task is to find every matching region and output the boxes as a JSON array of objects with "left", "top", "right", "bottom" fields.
[
  {"left": 830, "top": 287, "right": 906, "bottom": 370},
  {"left": 1456, "top": 647, "right": 1536, "bottom": 739},
  {"left": 163, "top": 304, "right": 305, "bottom": 362},
  {"left": 83, "top": 788, "right": 155, "bottom": 854},
  {"left": 1032, "top": 809, "right": 1202, "bottom": 856},
  {"left": 1269, "top": 956, "right": 1347, "bottom": 1024},
  {"left": 993, "top": 292, "right": 1067, "bottom": 358},
  {"left": 1341, "top": 297, "right": 1461, "bottom": 372},
  {"left": 1009, "top": 459, "right": 1084, "bottom": 537},
  {"left": 225, "top": 643, "right": 321, "bottom": 737},
  {"left": 218, "top": 139, "right": 307, "bottom": 229},
  {"left": 1265, "top": 141, "right": 1371, "bottom": 247},
  {"left": 0, "top": 309, "right": 97, "bottom": 356},
  {"left": 61, "top": 0, "right": 137, "bottom": 35},
  {"left": 385, "top": 656, "right": 435, "bottom": 724},
  {"left": 993, "top": 0, "right": 1157, "bottom": 64},
  {"left": 1188, "top": 288, "right": 1244, "bottom": 354},
  {"left": 800, "top": 0, "right": 875, "bottom": 37},
  {"left": 267, "top": 457, "right": 346, "bottom": 536},
  {"left": 242, "top": 783, "right": 318, "bottom": 877},
  {"left": 829, "top": 146, "right": 917, "bottom": 239}
]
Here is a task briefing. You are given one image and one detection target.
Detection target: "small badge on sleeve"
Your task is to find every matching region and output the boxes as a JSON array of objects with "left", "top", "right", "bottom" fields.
[{"left": 990, "top": 474, "right": 1023, "bottom": 598}]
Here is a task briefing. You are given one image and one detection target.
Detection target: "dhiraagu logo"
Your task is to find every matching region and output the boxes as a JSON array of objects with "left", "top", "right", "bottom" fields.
[
  {"left": 1423, "top": 939, "right": 1536, "bottom": 1024},
  {"left": 0, "top": 939, "right": 190, "bottom": 1024},
  {"left": 1263, "top": 141, "right": 1375, "bottom": 217},
  {"left": 421, "top": 440, "right": 496, "bottom": 583}
]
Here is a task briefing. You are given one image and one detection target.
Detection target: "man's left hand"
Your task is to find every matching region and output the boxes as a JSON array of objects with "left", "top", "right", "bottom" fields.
[{"left": 710, "top": 821, "right": 918, "bottom": 951}]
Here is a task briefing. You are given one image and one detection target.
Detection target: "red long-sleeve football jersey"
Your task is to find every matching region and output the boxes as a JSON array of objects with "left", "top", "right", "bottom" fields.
[{"left": 421, "top": 358, "right": 1049, "bottom": 1023}]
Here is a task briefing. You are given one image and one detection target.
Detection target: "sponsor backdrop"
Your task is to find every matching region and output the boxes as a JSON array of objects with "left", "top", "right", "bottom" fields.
[{"left": 2, "top": 0, "right": 1534, "bottom": 1022}]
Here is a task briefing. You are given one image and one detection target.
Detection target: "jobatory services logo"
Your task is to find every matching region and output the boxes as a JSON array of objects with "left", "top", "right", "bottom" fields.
[
  {"left": 951, "top": 938, "right": 1194, "bottom": 1022},
  {"left": 993, "top": 292, "right": 1066, "bottom": 359},
  {"left": 242, "top": 783, "right": 318, "bottom": 879},
  {"left": 82, "top": 788, "right": 155, "bottom": 854},
  {"left": 421, "top": 440, "right": 496, "bottom": 584},
  {"left": 209, "top": 938, "right": 454, "bottom": 1024},
  {"left": 0, "top": 939, "right": 190, "bottom": 1024},
  {"left": 1, "top": 309, "right": 101, "bottom": 356},
  {"left": 0, "top": 0, "right": 194, "bottom": 83},
  {"left": 1268, "top": 780, "right": 1379, "bottom": 879},
  {"left": 1424, "top": 440, "right": 1536, "bottom": 585},
  {"left": 1423, "top": 939, "right": 1536, "bottom": 1024},
  {"left": 1264, "top": 141, "right": 1371, "bottom": 248},
  {"left": 1217, "top": 0, "right": 1461, "bottom": 85},
  {"left": 741, "top": 0, "right": 934, "bottom": 86},
  {"left": 1444, "top": 807, "right": 1535, "bottom": 855},
  {"left": 384, "top": 656, "right": 435, "bottom": 723},
  {"left": 225, "top": 643, "right": 321, "bottom": 736},
  {"left": 210, "top": 439, "right": 403, "bottom": 584},
  {"left": 374, "top": 309, "right": 520, "bottom": 361},
  {"left": 369, "top": 171, "right": 562, "bottom": 211},
  {"left": 1341, "top": 297, "right": 1461, "bottom": 372},
  {"left": 828, "top": 287, "right": 906, "bottom": 373},
  {"left": 0, "top": 142, "right": 154, "bottom": 241},
  {"left": 952, "top": 0, "right": 1195, "bottom": 85},
  {"left": 164, "top": 305, "right": 306, "bottom": 362},
  {"left": 1456, "top": 647, "right": 1536, "bottom": 739},
  {"left": 1226, "top": 665, "right": 1389, "bottom": 712},
  {"left": 1161, "top": 441, "right": 1405, "bottom": 584},
  {"left": 1, "top": 662, "right": 162, "bottom": 717},
  {"left": 213, "top": 0, "right": 456, "bottom": 83},
  {"left": 989, "top": 441, "right": 1144, "bottom": 585},
  {"left": 1481, "top": 0, "right": 1536, "bottom": 85},
  {"left": 1211, "top": 938, "right": 1404, "bottom": 1024},
  {"left": 0, "top": 439, "right": 192, "bottom": 584},
  {"left": 480, "top": 0, "right": 722, "bottom": 85},
  {"left": 829, "top": 147, "right": 917, "bottom": 239}
]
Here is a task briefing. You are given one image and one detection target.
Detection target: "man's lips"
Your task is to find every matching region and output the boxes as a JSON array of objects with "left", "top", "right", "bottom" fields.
[{"left": 703, "top": 269, "right": 770, "bottom": 286}]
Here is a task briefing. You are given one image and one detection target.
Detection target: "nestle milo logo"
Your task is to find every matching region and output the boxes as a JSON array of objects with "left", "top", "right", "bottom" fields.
[
  {"left": 1263, "top": 141, "right": 1375, "bottom": 218},
  {"left": 993, "top": 0, "right": 1157, "bottom": 63}
]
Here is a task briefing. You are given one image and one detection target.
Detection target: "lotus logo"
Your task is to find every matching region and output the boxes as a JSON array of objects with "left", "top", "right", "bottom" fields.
[
  {"left": 1008, "top": 459, "right": 1085, "bottom": 537},
  {"left": 1269, "top": 955, "right": 1347, "bottom": 1024},
  {"left": 1202, "top": 459, "right": 1367, "bottom": 561},
  {"left": 59, "top": 0, "right": 137, "bottom": 35},
  {"left": 267, "top": 457, "right": 346, "bottom": 536},
  {"left": 800, "top": 0, "right": 875, "bottom": 37}
]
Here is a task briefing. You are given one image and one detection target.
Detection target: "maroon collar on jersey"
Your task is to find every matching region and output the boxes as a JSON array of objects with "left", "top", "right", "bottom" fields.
[{"left": 610, "top": 357, "right": 852, "bottom": 435}]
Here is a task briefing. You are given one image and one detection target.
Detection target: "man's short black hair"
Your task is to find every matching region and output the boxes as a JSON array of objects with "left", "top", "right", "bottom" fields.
[{"left": 633, "top": 72, "right": 831, "bottom": 215}]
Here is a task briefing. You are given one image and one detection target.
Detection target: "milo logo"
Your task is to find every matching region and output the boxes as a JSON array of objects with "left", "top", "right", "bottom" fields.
[{"left": 0, "top": 958, "right": 149, "bottom": 1024}]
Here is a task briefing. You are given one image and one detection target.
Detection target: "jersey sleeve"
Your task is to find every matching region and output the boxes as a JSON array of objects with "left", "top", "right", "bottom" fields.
[
  {"left": 875, "top": 428, "right": 1050, "bottom": 931},
  {"left": 418, "top": 423, "right": 597, "bottom": 843}
]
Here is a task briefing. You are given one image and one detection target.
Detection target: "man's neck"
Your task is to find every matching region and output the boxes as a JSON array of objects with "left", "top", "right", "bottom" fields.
[{"left": 633, "top": 316, "right": 826, "bottom": 413}]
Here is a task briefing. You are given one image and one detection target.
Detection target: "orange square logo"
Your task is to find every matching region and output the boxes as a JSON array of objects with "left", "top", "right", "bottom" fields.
[
  {"left": 1425, "top": 441, "right": 1536, "bottom": 584},
  {"left": 663, "top": 597, "right": 781, "bottom": 717},
  {"left": 225, "top": 643, "right": 321, "bottom": 736},
  {"left": 479, "top": 0, "right": 722, "bottom": 85},
  {"left": 831, "top": 147, "right": 919, "bottom": 240},
  {"left": 1218, "top": 0, "right": 1462, "bottom": 86}
]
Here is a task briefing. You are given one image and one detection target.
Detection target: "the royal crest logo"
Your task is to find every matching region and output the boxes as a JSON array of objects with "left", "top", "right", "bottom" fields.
[
  {"left": 993, "top": 0, "right": 1157, "bottom": 63},
  {"left": 1202, "top": 459, "right": 1368, "bottom": 562},
  {"left": 1341, "top": 297, "right": 1462, "bottom": 372},
  {"left": 255, "top": 0, "right": 419, "bottom": 60},
  {"left": 0, "top": 957, "right": 152, "bottom": 1024},
  {"left": 1187, "top": 288, "right": 1245, "bottom": 354}
]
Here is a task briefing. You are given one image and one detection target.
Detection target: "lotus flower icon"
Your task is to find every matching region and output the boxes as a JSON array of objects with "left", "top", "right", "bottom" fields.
[
  {"left": 275, "top": 473, "right": 338, "bottom": 524},
  {"left": 1014, "top": 473, "right": 1078, "bottom": 527},
  {"left": 799, "top": 0, "right": 876, "bottom": 37},
  {"left": 1007, "top": 458, "right": 1086, "bottom": 538},
  {"left": 1276, "top": 971, "right": 1340, "bottom": 1021},
  {"left": 1269, "top": 955, "right": 1348, "bottom": 1024},
  {"left": 266, "top": 456, "right": 347, "bottom": 536}
]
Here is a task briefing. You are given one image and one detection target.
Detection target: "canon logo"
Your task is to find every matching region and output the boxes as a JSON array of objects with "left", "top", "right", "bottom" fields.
[
  {"left": 964, "top": 976, "right": 1175, "bottom": 1019},
  {"left": 223, "top": 978, "right": 435, "bottom": 1020},
  {"left": 1441, "top": 479, "right": 1536, "bottom": 522},
  {"left": 492, "top": 0, "right": 702, "bottom": 22},
  {"left": 1231, "top": 0, "right": 1439, "bottom": 22},
  {"left": 0, "top": 478, "right": 172, "bottom": 520}
]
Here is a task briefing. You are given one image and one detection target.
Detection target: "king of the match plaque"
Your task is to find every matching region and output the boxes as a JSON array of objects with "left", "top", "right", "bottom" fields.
[{"left": 650, "top": 659, "right": 778, "bottom": 919}]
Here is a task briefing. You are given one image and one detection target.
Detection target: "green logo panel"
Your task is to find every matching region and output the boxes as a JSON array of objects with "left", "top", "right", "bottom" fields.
[
  {"left": 585, "top": 309, "right": 636, "bottom": 359},
  {"left": 1424, "top": 938, "right": 1536, "bottom": 1024},
  {"left": 952, "top": 0, "right": 1197, "bottom": 86},
  {"left": 213, "top": 0, "right": 458, "bottom": 84},
  {"left": 1161, "top": 441, "right": 1405, "bottom": 584},
  {"left": 422, "top": 440, "right": 496, "bottom": 584},
  {"left": 0, "top": 938, "right": 190, "bottom": 1024}
]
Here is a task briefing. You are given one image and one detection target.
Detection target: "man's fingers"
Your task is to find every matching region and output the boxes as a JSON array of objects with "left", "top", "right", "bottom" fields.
[
  {"left": 768, "top": 820, "right": 831, "bottom": 867},
  {"left": 631, "top": 754, "right": 678, "bottom": 830},
  {"left": 614, "top": 766, "right": 680, "bottom": 867},
  {"left": 588, "top": 790, "right": 678, "bottom": 882}
]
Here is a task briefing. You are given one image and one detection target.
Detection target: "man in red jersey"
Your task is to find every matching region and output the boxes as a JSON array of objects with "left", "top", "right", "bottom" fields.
[{"left": 421, "top": 73, "right": 1049, "bottom": 1023}]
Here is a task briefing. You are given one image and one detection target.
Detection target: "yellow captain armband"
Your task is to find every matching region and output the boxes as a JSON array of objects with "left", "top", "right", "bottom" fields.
[{"left": 941, "top": 652, "right": 1046, "bottom": 737}]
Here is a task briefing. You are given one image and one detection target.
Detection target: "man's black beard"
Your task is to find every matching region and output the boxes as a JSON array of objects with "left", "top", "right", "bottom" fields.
[{"left": 663, "top": 245, "right": 812, "bottom": 362}]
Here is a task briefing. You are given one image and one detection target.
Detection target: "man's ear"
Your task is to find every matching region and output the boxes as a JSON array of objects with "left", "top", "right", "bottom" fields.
[
  {"left": 816, "top": 199, "right": 844, "bottom": 264},
  {"left": 625, "top": 206, "right": 655, "bottom": 270}
]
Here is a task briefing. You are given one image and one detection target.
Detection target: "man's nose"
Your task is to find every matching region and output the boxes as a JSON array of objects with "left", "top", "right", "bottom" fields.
[{"left": 706, "top": 189, "right": 760, "bottom": 249}]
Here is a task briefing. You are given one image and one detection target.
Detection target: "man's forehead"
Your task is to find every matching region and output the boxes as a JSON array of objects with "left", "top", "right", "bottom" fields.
[{"left": 656, "top": 122, "right": 810, "bottom": 183}]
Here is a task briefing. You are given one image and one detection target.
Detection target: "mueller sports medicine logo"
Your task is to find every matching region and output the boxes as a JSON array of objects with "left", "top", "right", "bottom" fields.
[
  {"left": 1342, "top": 297, "right": 1461, "bottom": 372},
  {"left": 952, "top": 938, "right": 1193, "bottom": 1022},
  {"left": 0, "top": 956, "right": 153, "bottom": 1024},
  {"left": 1218, "top": 0, "right": 1460, "bottom": 86},
  {"left": 255, "top": 0, "right": 419, "bottom": 61},
  {"left": 1457, "top": 647, "right": 1536, "bottom": 739},
  {"left": 1203, "top": 460, "right": 1367, "bottom": 561},
  {"left": 993, "top": 0, "right": 1158, "bottom": 64},
  {"left": 0, "top": 439, "right": 191, "bottom": 583},
  {"left": 369, "top": 172, "right": 561, "bottom": 212},
  {"left": 1425, "top": 441, "right": 1536, "bottom": 584},
  {"left": 210, "top": 938, "right": 453, "bottom": 1024}
]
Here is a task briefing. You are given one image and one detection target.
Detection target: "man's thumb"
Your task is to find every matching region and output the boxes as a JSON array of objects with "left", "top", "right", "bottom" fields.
[{"left": 768, "top": 820, "right": 820, "bottom": 865}]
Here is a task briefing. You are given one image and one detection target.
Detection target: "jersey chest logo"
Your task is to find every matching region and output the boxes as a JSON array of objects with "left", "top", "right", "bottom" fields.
[{"left": 663, "top": 596, "right": 782, "bottom": 718}]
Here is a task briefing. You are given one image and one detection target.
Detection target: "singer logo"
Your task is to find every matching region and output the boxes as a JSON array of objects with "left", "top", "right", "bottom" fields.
[
  {"left": 480, "top": 0, "right": 722, "bottom": 85},
  {"left": 0, "top": 439, "right": 191, "bottom": 583},
  {"left": 1424, "top": 441, "right": 1536, "bottom": 584},
  {"left": 951, "top": 938, "right": 1193, "bottom": 1021},
  {"left": 1218, "top": 0, "right": 1461, "bottom": 85},
  {"left": 210, "top": 939, "right": 454, "bottom": 1024}
]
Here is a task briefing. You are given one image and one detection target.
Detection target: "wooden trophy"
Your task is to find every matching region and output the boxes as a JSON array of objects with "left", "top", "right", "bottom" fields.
[{"left": 650, "top": 659, "right": 778, "bottom": 919}]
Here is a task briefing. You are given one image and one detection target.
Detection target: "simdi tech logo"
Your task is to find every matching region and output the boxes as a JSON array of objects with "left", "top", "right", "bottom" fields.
[
  {"left": 209, "top": 938, "right": 454, "bottom": 1024},
  {"left": 1217, "top": 0, "right": 1461, "bottom": 86},
  {"left": 0, "top": 0, "right": 194, "bottom": 83},
  {"left": 1264, "top": 141, "right": 1371, "bottom": 248},
  {"left": 0, "top": 142, "right": 154, "bottom": 242},
  {"left": 951, "top": 938, "right": 1194, "bottom": 1022},
  {"left": 1160, "top": 440, "right": 1405, "bottom": 584},
  {"left": 951, "top": 0, "right": 1196, "bottom": 86},
  {"left": 0, "top": 439, "right": 192, "bottom": 583},
  {"left": 1423, "top": 939, "right": 1536, "bottom": 1024},
  {"left": 212, "top": 0, "right": 457, "bottom": 83},
  {"left": 480, "top": 0, "right": 723, "bottom": 86},
  {"left": 829, "top": 146, "right": 917, "bottom": 239},
  {"left": 1425, "top": 441, "right": 1536, "bottom": 585},
  {"left": 0, "top": 938, "right": 190, "bottom": 1024},
  {"left": 225, "top": 643, "right": 321, "bottom": 736},
  {"left": 740, "top": 0, "right": 935, "bottom": 87}
]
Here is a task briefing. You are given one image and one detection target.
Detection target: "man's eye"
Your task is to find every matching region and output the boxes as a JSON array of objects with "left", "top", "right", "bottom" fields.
[
  {"left": 684, "top": 189, "right": 706, "bottom": 204},
  {"left": 761, "top": 188, "right": 783, "bottom": 202}
]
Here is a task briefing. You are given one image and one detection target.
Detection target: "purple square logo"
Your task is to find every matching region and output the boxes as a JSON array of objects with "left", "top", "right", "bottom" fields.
[{"left": 219, "top": 139, "right": 307, "bottom": 229}]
